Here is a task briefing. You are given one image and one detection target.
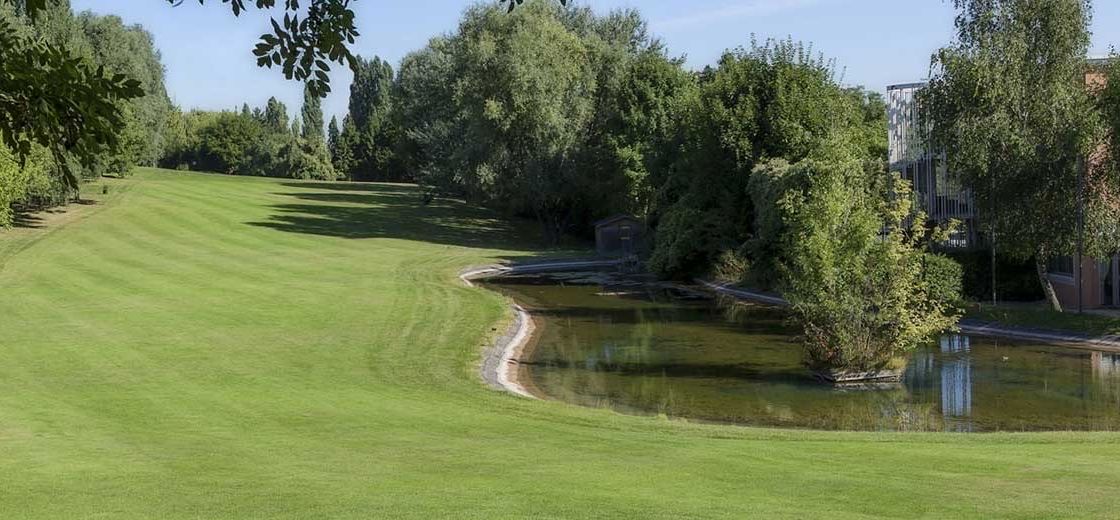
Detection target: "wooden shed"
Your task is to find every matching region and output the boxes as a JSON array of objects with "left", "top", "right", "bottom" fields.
[{"left": 594, "top": 215, "right": 643, "bottom": 257}]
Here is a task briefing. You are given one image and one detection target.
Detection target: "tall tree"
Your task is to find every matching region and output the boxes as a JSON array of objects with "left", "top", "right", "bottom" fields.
[
  {"left": 342, "top": 55, "right": 396, "bottom": 180},
  {"left": 348, "top": 56, "right": 394, "bottom": 132},
  {"left": 648, "top": 39, "right": 882, "bottom": 278},
  {"left": 301, "top": 84, "right": 324, "bottom": 143},
  {"left": 78, "top": 12, "right": 174, "bottom": 174},
  {"left": 333, "top": 115, "right": 357, "bottom": 179},
  {"left": 394, "top": 36, "right": 460, "bottom": 192},
  {"left": 327, "top": 116, "right": 340, "bottom": 154},
  {"left": 448, "top": 1, "right": 598, "bottom": 242},
  {"left": 921, "top": 0, "right": 1115, "bottom": 311},
  {"left": 262, "top": 97, "right": 289, "bottom": 134}
]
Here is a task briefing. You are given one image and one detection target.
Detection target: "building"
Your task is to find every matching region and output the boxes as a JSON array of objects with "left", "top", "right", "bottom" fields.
[
  {"left": 887, "top": 70, "right": 1118, "bottom": 309},
  {"left": 594, "top": 215, "right": 643, "bottom": 258},
  {"left": 1048, "top": 62, "right": 1120, "bottom": 308},
  {"left": 887, "top": 82, "right": 975, "bottom": 247}
]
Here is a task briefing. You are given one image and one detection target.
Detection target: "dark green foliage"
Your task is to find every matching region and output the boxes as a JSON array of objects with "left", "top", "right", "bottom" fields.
[
  {"left": 281, "top": 137, "right": 335, "bottom": 180},
  {"left": 643, "top": 199, "right": 738, "bottom": 279},
  {"left": 331, "top": 115, "right": 357, "bottom": 179},
  {"left": 327, "top": 116, "right": 340, "bottom": 153},
  {"left": 195, "top": 112, "right": 264, "bottom": 174},
  {"left": 162, "top": 102, "right": 336, "bottom": 181},
  {"left": 648, "top": 39, "right": 887, "bottom": 278},
  {"left": 77, "top": 12, "right": 174, "bottom": 176},
  {"left": 745, "top": 158, "right": 807, "bottom": 289},
  {"left": 921, "top": 253, "right": 966, "bottom": 310},
  {"left": 502, "top": 0, "right": 567, "bottom": 12},
  {"left": 263, "top": 97, "right": 290, "bottom": 134},
  {"left": 393, "top": 37, "right": 458, "bottom": 191},
  {"left": 944, "top": 249, "right": 1045, "bottom": 302},
  {"left": 579, "top": 30, "right": 697, "bottom": 219},
  {"left": 0, "top": 4, "right": 143, "bottom": 193},
  {"left": 921, "top": 0, "right": 1110, "bottom": 311},
  {"left": 394, "top": 2, "right": 691, "bottom": 242},
  {"left": 301, "top": 85, "right": 324, "bottom": 143},
  {"left": 348, "top": 56, "right": 394, "bottom": 132},
  {"left": 0, "top": 1, "right": 175, "bottom": 225},
  {"left": 340, "top": 56, "right": 398, "bottom": 181}
]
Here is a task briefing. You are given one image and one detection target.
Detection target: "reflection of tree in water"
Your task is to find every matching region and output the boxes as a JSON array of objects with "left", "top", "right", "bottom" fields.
[{"left": 717, "top": 297, "right": 793, "bottom": 335}]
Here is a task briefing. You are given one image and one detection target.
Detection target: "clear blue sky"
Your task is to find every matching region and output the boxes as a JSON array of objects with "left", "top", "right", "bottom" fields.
[{"left": 71, "top": 0, "right": 1120, "bottom": 129}]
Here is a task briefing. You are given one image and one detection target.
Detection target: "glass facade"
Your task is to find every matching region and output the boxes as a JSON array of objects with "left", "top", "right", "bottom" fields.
[{"left": 888, "top": 83, "right": 976, "bottom": 246}]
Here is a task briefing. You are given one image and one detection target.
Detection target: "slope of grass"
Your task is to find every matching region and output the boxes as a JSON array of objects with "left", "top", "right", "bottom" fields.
[{"left": 2, "top": 168, "right": 1119, "bottom": 519}]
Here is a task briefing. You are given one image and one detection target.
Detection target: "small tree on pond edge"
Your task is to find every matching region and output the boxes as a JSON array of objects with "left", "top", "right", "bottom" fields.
[{"left": 755, "top": 157, "right": 963, "bottom": 373}]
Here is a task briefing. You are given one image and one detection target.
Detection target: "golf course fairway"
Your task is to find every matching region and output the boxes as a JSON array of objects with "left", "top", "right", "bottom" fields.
[{"left": 1, "top": 168, "right": 1119, "bottom": 519}]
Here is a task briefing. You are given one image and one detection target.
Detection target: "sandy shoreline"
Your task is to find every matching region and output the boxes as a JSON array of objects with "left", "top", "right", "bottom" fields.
[{"left": 461, "top": 260, "right": 621, "bottom": 399}]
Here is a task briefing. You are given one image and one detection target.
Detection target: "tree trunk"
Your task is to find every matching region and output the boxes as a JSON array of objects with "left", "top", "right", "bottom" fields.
[{"left": 1035, "top": 255, "right": 1063, "bottom": 313}]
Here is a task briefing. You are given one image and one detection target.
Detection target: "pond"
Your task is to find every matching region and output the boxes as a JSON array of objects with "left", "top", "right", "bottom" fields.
[{"left": 482, "top": 272, "right": 1120, "bottom": 432}]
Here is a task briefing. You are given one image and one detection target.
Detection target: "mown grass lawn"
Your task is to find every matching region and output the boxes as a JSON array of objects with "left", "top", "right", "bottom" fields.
[{"left": 2, "top": 168, "right": 1119, "bottom": 519}]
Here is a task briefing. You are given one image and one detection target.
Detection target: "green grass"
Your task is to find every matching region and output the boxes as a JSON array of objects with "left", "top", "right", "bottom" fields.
[
  {"left": 2, "top": 168, "right": 1120, "bottom": 519},
  {"left": 966, "top": 302, "right": 1120, "bottom": 337}
]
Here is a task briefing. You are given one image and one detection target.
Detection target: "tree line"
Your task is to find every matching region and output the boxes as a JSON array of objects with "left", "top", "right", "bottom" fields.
[
  {"left": 160, "top": 89, "right": 335, "bottom": 180},
  {"left": 351, "top": 3, "right": 891, "bottom": 277},
  {"left": 0, "top": 0, "right": 171, "bottom": 226}
]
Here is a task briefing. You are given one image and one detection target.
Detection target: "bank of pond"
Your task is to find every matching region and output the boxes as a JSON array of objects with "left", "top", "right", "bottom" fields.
[{"left": 481, "top": 271, "right": 1120, "bottom": 433}]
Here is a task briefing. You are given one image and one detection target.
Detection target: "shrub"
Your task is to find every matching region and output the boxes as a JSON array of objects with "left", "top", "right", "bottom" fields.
[
  {"left": 647, "top": 199, "right": 739, "bottom": 279},
  {"left": 746, "top": 158, "right": 808, "bottom": 290},
  {"left": 0, "top": 147, "right": 28, "bottom": 227},
  {"left": 0, "top": 145, "right": 63, "bottom": 227},
  {"left": 766, "top": 158, "right": 962, "bottom": 373},
  {"left": 282, "top": 139, "right": 337, "bottom": 181},
  {"left": 197, "top": 112, "right": 264, "bottom": 174},
  {"left": 921, "top": 253, "right": 965, "bottom": 309}
]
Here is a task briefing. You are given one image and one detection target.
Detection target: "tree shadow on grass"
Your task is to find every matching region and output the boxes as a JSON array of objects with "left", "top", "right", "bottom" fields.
[
  {"left": 12, "top": 213, "right": 45, "bottom": 229},
  {"left": 249, "top": 181, "right": 556, "bottom": 252},
  {"left": 9, "top": 200, "right": 95, "bottom": 229}
]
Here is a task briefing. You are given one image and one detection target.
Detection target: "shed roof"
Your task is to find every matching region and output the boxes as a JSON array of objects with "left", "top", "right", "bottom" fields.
[{"left": 594, "top": 214, "right": 640, "bottom": 228}]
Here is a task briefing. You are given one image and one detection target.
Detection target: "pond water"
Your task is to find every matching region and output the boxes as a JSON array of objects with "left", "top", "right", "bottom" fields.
[{"left": 483, "top": 272, "right": 1120, "bottom": 432}]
